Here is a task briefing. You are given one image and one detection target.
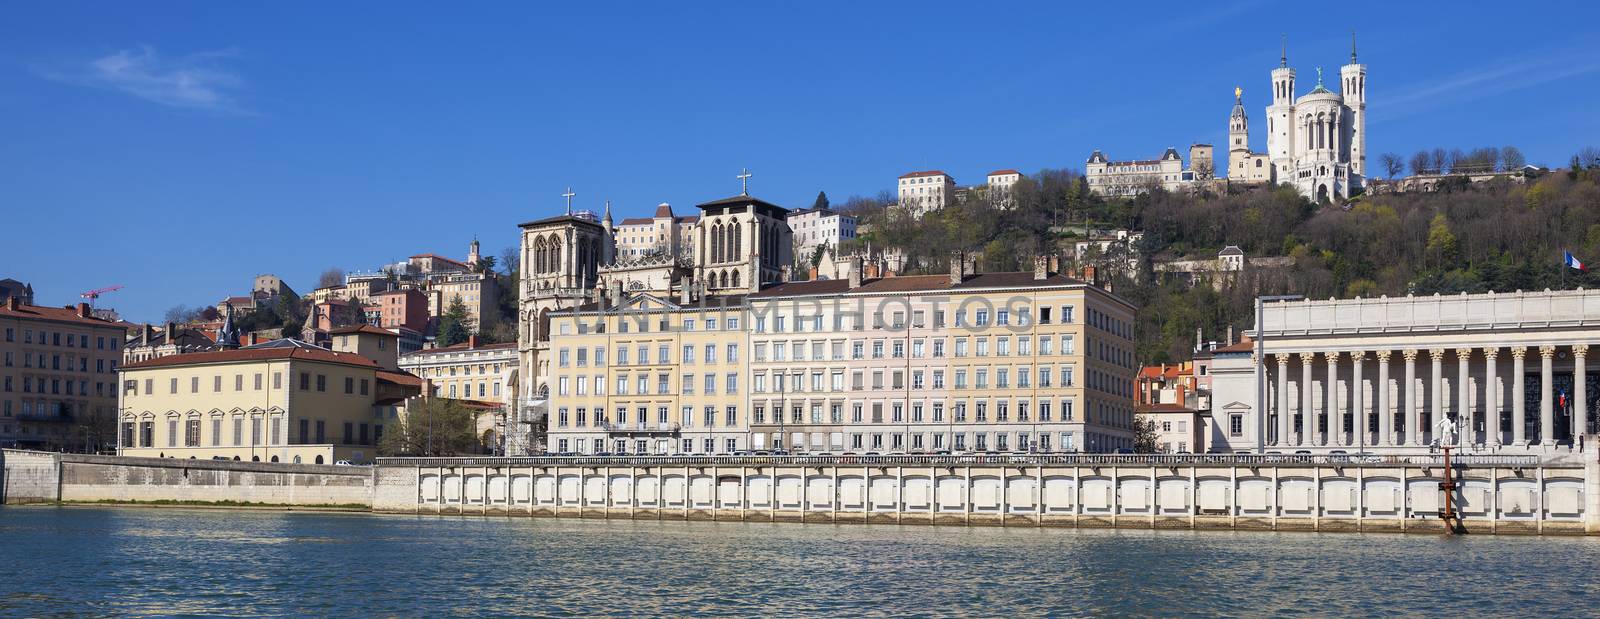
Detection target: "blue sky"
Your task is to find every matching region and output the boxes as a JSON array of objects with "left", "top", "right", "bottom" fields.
[{"left": 3, "top": 1, "right": 1599, "bottom": 323}]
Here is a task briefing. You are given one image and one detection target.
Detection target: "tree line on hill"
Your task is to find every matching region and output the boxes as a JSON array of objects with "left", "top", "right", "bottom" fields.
[{"left": 834, "top": 147, "right": 1600, "bottom": 365}]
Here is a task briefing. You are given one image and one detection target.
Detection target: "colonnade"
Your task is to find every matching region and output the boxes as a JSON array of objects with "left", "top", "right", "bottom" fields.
[{"left": 1266, "top": 344, "right": 1592, "bottom": 450}]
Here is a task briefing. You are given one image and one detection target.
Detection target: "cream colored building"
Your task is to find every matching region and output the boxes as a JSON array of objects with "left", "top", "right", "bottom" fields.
[
  {"left": 1209, "top": 290, "right": 1600, "bottom": 455},
  {"left": 897, "top": 170, "right": 955, "bottom": 217},
  {"left": 542, "top": 256, "right": 1138, "bottom": 455},
  {"left": 400, "top": 338, "right": 516, "bottom": 403},
  {"left": 116, "top": 330, "right": 421, "bottom": 464},
  {"left": 427, "top": 272, "right": 499, "bottom": 334},
  {"left": 1085, "top": 148, "right": 1193, "bottom": 197}
]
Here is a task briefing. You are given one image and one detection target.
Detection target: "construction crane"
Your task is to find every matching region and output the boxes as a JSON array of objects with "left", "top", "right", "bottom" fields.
[{"left": 80, "top": 285, "right": 124, "bottom": 309}]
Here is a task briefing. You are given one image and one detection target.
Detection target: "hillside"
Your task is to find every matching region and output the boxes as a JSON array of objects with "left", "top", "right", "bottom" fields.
[{"left": 846, "top": 165, "right": 1600, "bottom": 364}]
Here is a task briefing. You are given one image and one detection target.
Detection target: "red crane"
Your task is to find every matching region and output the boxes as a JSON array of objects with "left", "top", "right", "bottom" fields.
[{"left": 80, "top": 285, "right": 124, "bottom": 308}]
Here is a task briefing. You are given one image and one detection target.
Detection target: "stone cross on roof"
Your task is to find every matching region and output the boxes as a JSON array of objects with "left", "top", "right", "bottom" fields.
[
  {"left": 562, "top": 187, "right": 576, "bottom": 215},
  {"left": 737, "top": 168, "right": 752, "bottom": 195}
]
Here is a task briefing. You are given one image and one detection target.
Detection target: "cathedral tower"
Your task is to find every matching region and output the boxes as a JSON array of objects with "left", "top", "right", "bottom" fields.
[
  {"left": 1229, "top": 87, "right": 1249, "bottom": 154},
  {"left": 1339, "top": 32, "right": 1367, "bottom": 180},
  {"left": 1267, "top": 36, "right": 1296, "bottom": 168}
]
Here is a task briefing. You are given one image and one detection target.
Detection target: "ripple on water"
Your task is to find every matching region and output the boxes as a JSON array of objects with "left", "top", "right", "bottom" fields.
[{"left": 1, "top": 507, "right": 1597, "bottom": 617}]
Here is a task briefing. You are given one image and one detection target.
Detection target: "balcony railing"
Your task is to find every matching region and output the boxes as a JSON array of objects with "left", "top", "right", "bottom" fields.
[
  {"left": 598, "top": 422, "right": 682, "bottom": 435},
  {"left": 380, "top": 452, "right": 1547, "bottom": 469}
]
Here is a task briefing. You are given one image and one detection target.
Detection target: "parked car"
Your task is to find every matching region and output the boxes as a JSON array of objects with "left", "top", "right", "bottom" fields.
[{"left": 334, "top": 460, "right": 353, "bottom": 466}]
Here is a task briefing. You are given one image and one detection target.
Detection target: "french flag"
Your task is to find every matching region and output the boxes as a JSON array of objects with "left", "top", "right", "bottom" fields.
[{"left": 1566, "top": 251, "right": 1586, "bottom": 271}]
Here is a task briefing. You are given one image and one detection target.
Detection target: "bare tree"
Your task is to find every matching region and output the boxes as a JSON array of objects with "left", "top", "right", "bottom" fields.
[
  {"left": 1449, "top": 149, "right": 1467, "bottom": 174},
  {"left": 1409, "top": 151, "right": 1432, "bottom": 176},
  {"left": 317, "top": 268, "right": 345, "bottom": 288},
  {"left": 1577, "top": 146, "right": 1600, "bottom": 169},
  {"left": 1502, "top": 146, "right": 1527, "bottom": 170},
  {"left": 1431, "top": 148, "right": 1449, "bottom": 175},
  {"left": 1379, "top": 153, "right": 1404, "bottom": 179}
]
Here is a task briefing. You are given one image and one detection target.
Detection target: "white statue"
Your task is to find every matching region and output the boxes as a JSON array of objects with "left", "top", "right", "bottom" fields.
[{"left": 1434, "top": 415, "right": 1459, "bottom": 447}]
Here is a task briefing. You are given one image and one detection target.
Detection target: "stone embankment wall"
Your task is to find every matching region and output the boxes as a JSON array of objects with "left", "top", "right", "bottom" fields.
[
  {"left": 1, "top": 449, "right": 374, "bottom": 507},
  {"left": 377, "top": 454, "right": 1600, "bottom": 535}
]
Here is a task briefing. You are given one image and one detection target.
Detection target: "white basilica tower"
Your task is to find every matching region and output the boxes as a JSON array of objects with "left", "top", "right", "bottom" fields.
[{"left": 1263, "top": 35, "right": 1367, "bottom": 202}]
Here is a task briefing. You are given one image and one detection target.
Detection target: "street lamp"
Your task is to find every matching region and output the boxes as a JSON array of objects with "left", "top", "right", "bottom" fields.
[{"left": 1255, "top": 294, "right": 1304, "bottom": 454}]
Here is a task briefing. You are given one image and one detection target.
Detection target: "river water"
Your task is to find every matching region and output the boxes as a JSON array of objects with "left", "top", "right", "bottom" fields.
[{"left": 1, "top": 506, "right": 1597, "bottom": 617}]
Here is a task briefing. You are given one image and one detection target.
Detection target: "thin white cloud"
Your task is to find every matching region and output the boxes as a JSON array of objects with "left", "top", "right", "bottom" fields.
[
  {"left": 1376, "top": 49, "right": 1600, "bottom": 122},
  {"left": 38, "top": 46, "right": 247, "bottom": 113}
]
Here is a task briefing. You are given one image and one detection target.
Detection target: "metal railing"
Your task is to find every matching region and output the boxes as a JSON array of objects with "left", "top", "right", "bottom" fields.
[{"left": 380, "top": 452, "right": 1549, "bottom": 469}]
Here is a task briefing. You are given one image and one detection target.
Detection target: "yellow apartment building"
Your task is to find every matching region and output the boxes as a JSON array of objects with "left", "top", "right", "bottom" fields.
[
  {"left": 545, "top": 292, "right": 747, "bottom": 454},
  {"left": 117, "top": 330, "right": 421, "bottom": 464}
]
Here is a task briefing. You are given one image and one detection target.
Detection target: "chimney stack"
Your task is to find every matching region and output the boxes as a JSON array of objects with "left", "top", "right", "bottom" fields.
[
  {"left": 468, "top": 334, "right": 480, "bottom": 348},
  {"left": 808, "top": 266, "right": 818, "bottom": 281},
  {"left": 4, "top": 297, "right": 17, "bottom": 311},
  {"left": 76, "top": 302, "right": 90, "bottom": 318},
  {"left": 949, "top": 251, "right": 966, "bottom": 285},
  {"left": 249, "top": 333, "right": 260, "bottom": 346},
  {"left": 609, "top": 280, "right": 624, "bottom": 308},
  {"left": 141, "top": 323, "right": 151, "bottom": 346},
  {"left": 848, "top": 256, "right": 863, "bottom": 288},
  {"left": 165, "top": 322, "right": 176, "bottom": 342},
  {"left": 1227, "top": 325, "right": 1235, "bottom": 344},
  {"left": 780, "top": 265, "right": 792, "bottom": 283},
  {"left": 1033, "top": 255, "right": 1049, "bottom": 280},
  {"left": 679, "top": 279, "right": 693, "bottom": 304}
]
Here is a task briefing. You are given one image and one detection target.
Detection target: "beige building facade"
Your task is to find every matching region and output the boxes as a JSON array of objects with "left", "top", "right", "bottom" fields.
[
  {"left": 1, "top": 300, "right": 126, "bottom": 450},
  {"left": 542, "top": 258, "right": 1138, "bottom": 455}
]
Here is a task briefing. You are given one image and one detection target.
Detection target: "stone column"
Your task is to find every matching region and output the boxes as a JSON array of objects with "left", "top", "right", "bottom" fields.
[
  {"left": 1429, "top": 349, "right": 1447, "bottom": 446},
  {"left": 1350, "top": 352, "right": 1366, "bottom": 449},
  {"left": 1455, "top": 348, "right": 1472, "bottom": 447},
  {"left": 1276, "top": 354, "right": 1290, "bottom": 447},
  {"left": 1576, "top": 344, "right": 1589, "bottom": 446},
  {"left": 1376, "top": 350, "right": 1392, "bottom": 447},
  {"left": 1300, "top": 352, "right": 1315, "bottom": 447},
  {"left": 1512, "top": 347, "right": 1528, "bottom": 446},
  {"left": 1484, "top": 348, "right": 1500, "bottom": 447},
  {"left": 1541, "top": 346, "right": 1556, "bottom": 446},
  {"left": 1325, "top": 352, "right": 1340, "bottom": 447},
  {"left": 1403, "top": 350, "right": 1419, "bottom": 446}
]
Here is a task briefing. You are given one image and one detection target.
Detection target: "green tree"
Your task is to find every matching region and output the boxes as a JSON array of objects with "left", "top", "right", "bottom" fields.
[
  {"left": 379, "top": 398, "right": 481, "bottom": 456},
  {"left": 811, "top": 191, "right": 830, "bottom": 211},
  {"left": 474, "top": 255, "right": 497, "bottom": 274},
  {"left": 1133, "top": 415, "right": 1160, "bottom": 453},
  {"left": 436, "top": 295, "right": 471, "bottom": 346},
  {"left": 1425, "top": 212, "right": 1458, "bottom": 268}
]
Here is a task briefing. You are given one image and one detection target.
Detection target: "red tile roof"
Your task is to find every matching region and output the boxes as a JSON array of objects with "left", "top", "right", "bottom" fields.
[
  {"left": 122, "top": 347, "right": 380, "bottom": 370},
  {"left": 653, "top": 203, "right": 674, "bottom": 218},
  {"left": 376, "top": 370, "right": 425, "bottom": 388},
  {"left": 899, "top": 170, "right": 950, "bottom": 179},
  {"left": 329, "top": 324, "right": 398, "bottom": 337},
  {"left": 988, "top": 169, "right": 1021, "bottom": 176},
  {"left": 409, "top": 253, "right": 470, "bottom": 268},
  {"left": 1213, "top": 340, "right": 1254, "bottom": 353},
  {"left": 0, "top": 303, "right": 123, "bottom": 329}
]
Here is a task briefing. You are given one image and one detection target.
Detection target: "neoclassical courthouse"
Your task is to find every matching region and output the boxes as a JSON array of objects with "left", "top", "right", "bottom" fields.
[{"left": 1210, "top": 290, "right": 1600, "bottom": 455}]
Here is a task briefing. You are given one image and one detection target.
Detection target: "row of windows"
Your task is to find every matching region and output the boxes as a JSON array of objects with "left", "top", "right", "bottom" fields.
[
  {"left": 559, "top": 344, "right": 742, "bottom": 368},
  {"left": 2, "top": 376, "right": 109, "bottom": 398},
  {"left": 4, "top": 327, "right": 121, "bottom": 350},
  {"left": 552, "top": 431, "right": 1116, "bottom": 455},
  {"left": 553, "top": 397, "right": 1085, "bottom": 429},
  {"left": 556, "top": 303, "right": 1091, "bottom": 336},
  {"left": 124, "top": 372, "right": 370, "bottom": 397},
  {"left": 411, "top": 362, "right": 508, "bottom": 378},
  {"left": 751, "top": 364, "right": 1076, "bottom": 392},
  {"left": 120, "top": 417, "right": 384, "bottom": 448},
  {"left": 2, "top": 351, "right": 116, "bottom": 374},
  {"left": 753, "top": 334, "right": 1075, "bottom": 362}
]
